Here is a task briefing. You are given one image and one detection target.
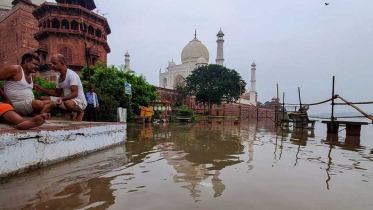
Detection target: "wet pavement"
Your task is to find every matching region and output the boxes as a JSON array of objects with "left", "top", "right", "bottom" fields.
[
  {"left": 0, "top": 119, "right": 126, "bottom": 178},
  {"left": 0, "top": 120, "right": 373, "bottom": 210},
  {"left": 0, "top": 118, "right": 116, "bottom": 134}
]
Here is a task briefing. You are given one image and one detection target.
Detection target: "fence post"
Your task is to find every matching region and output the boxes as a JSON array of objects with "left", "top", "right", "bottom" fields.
[
  {"left": 276, "top": 84, "right": 279, "bottom": 127},
  {"left": 282, "top": 92, "right": 285, "bottom": 127},
  {"left": 331, "top": 76, "right": 335, "bottom": 132}
]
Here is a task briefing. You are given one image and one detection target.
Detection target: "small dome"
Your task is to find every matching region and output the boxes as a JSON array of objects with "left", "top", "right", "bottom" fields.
[
  {"left": 181, "top": 37, "right": 209, "bottom": 64},
  {"left": 217, "top": 28, "right": 224, "bottom": 35},
  {"left": 168, "top": 60, "right": 176, "bottom": 67},
  {"left": 125, "top": 51, "right": 130, "bottom": 56},
  {"left": 196, "top": 56, "right": 207, "bottom": 64},
  {"left": 251, "top": 61, "right": 256, "bottom": 66}
]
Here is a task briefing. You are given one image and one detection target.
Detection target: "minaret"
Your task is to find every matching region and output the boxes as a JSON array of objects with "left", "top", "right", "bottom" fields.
[
  {"left": 124, "top": 51, "right": 130, "bottom": 71},
  {"left": 249, "top": 61, "right": 257, "bottom": 106},
  {"left": 215, "top": 28, "right": 225, "bottom": 65}
]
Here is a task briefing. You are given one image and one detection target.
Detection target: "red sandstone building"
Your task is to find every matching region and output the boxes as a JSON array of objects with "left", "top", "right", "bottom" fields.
[{"left": 0, "top": 0, "right": 110, "bottom": 81}]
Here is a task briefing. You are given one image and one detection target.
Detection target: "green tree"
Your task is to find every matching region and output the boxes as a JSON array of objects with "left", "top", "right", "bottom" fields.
[
  {"left": 185, "top": 64, "right": 246, "bottom": 110},
  {"left": 81, "top": 63, "right": 158, "bottom": 122},
  {"left": 264, "top": 101, "right": 271, "bottom": 106},
  {"left": 118, "top": 64, "right": 135, "bottom": 73},
  {"left": 174, "top": 84, "right": 189, "bottom": 106},
  {"left": 32, "top": 77, "right": 57, "bottom": 99}
]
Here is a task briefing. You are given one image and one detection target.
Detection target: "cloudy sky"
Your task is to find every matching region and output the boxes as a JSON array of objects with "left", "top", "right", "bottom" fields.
[{"left": 55, "top": 0, "right": 373, "bottom": 114}]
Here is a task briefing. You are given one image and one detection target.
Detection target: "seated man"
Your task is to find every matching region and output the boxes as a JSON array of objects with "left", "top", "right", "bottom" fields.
[
  {"left": 0, "top": 88, "right": 49, "bottom": 130},
  {"left": 34, "top": 54, "right": 87, "bottom": 121},
  {"left": 0, "top": 53, "right": 54, "bottom": 116}
]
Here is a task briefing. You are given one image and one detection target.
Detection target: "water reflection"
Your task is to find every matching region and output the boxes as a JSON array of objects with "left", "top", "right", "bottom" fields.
[
  {"left": 0, "top": 147, "right": 129, "bottom": 210},
  {"left": 154, "top": 123, "right": 245, "bottom": 200},
  {"left": 246, "top": 124, "right": 256, "bottom": 171},
  {"left": 289, "top": 129, "right": 314, "bottom": 166},
  {"left": 321, "top": 132, "right": 368, "bottom": 190},
  {"left": 1, "top": 121, "right": 373, "bottom": 209}
]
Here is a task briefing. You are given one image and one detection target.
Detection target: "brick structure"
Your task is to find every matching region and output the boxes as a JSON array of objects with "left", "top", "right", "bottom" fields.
[
  {"left": 156, "top": 87, "right": 275, "bottom": 119},
  {"left": 0, "top": 0, "right": 111, "bottom": 81},
  {"left": 0, "top": 0, "right": 39, "bottom": 70},
  {"left": 155, "top": 87, "right": 179, "bottom": 107},
  {"left": 33, "top": 0, "right": 111, "bottom": 80}
]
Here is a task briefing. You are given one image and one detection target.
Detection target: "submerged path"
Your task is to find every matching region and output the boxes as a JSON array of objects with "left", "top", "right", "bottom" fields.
[
  {"left": 0, "top": 119, "right": 126, "bottom": 178},
  {"left": 1, "top": 121, "right": 372, "bottom": 209}
]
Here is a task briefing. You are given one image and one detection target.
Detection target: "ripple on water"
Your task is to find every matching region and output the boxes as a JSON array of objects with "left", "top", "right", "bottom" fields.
[{"left": 0, "top": 122, "right": 373, "bottom": 210}]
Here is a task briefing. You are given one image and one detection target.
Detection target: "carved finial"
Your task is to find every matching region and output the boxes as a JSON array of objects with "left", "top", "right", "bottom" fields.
[{"left": 194, "top": 29, "right": 196, "bottom": 38}]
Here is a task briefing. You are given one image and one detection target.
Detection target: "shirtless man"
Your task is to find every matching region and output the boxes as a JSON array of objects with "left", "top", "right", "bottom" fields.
[
  {"left": 0, "top": 88, "right": 50, "bottom": 130},
  {"left": 0, "top": 53, "right": 54, "bottom": 116},
  {"left": 34, "top": 54, "right": 87, "bottom": 121}
]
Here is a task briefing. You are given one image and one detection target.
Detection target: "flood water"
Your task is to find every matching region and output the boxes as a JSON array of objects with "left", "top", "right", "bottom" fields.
[{"left": 1, "top": 120, "right": 373, "bottom": 210}]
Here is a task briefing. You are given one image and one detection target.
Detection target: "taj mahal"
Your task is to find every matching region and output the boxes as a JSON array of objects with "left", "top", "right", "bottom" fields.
[
  {"left": 157, "top": 29, "right": 258, "bottom": 106},
  {"left": 124, "top": 29, "right": 258, "bottom": 106},
  {"left": 158, "top": 29, "right": 225, "bottom": 89}
]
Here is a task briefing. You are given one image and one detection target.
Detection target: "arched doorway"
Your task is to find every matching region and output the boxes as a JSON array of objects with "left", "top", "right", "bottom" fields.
[
  {"left": 163, "top": 78, "right": 167, "bottom": 88},
  {"left": 174, "top": 75, "right": 185, "bottom": 87}
]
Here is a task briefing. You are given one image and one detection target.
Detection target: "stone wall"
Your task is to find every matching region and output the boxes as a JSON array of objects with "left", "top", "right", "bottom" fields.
[
  {"left": 0, "top": 122, "right": 127, "bottom": 178},
  {"left": 156, "top": 87, "right": 275, "bottom": 119},
  {"left": 0, "top": 1, "right": 109, "bottom": 80},
  {"left": 0, "top": 2, "right": 38, "bottom": 70}
]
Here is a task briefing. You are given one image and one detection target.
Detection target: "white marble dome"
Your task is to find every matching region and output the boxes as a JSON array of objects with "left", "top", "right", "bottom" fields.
[
  {"left": 181, "top": 37, "right": 209, "bottom": 64},
  {"left": 196, "top": 56, "right": 207, "bottom": 64}
]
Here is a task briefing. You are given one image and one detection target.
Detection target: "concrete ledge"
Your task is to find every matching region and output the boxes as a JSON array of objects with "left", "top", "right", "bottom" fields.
[{"left": 0, "top": 120, "right": 126, "bottom": 178}]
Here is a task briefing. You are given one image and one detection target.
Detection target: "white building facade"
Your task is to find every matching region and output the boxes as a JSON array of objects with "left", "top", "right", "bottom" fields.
[
  {"left": 159, "top": 29, "right": 224, "bottom": 88},
  {"left": 158, "top": 29, "right": 258, "bottom": 106}
]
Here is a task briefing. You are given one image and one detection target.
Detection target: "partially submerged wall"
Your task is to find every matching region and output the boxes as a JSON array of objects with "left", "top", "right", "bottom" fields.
[{"left": 0, "top": 122, "right": 126, "bottom": 178}]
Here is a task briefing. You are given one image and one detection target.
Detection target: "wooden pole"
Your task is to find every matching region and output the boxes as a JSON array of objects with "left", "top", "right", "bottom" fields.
[
  {"left": 266, "top": 108, "right": 267, "bottom": 121},
  {"left": 81, "top": 18, "right": 92, "bottom": 87},
  {"left": 298, "top": 87, "right": 302, "bottom": 110},
  {"left": 298, "top": 87, "right": 303, "bottom": 128},
  {"left": 276, "top": 84, "right": 279, "bottom": 127},
  {"left": 239, "top": 84, "right": 242, "bottom": 124},
  {"left": 282, "top": 92, "right": 285, "bottom": 127},
  {"left": 248, "top": 104, "right": 250, "bottom": 120},
  {"left": 331, "top": 76, "right": 335, "bottom": 132},
  {"left": 256, "top": 102, "right": 259, "bottom": 123}
]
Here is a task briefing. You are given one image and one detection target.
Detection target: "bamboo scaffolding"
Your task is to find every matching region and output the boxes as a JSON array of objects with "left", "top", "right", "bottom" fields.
[
  {"left": 331, "top": 76, "right": 335, "bottom": 132},
  {"left": 337, "top": 95, "right": 373, "bottom": 121},
  {"left": 190, "top": 76, "right": 373, "bottom": 125},
  {"left": 334, "top": 101, "right": 373, "bottom": 105}
]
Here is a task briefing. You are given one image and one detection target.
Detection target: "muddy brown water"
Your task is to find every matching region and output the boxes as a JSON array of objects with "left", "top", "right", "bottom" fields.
[{"left": 1, "top": 120, "right": 373, "bottom": 210}]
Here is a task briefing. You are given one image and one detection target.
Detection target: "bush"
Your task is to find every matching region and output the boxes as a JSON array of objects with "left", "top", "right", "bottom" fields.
[
  {"left": 33, "top": 77, "right": 64, "bottom": 117},
  {"left": 81, "top": 63, "right": 158, "bottom": 122},
  {"left": 33, "top": 77, "right": 56, "bottom": 99},
  {"left": 174, "top": 105, "right": 194, "bottom": 116}
]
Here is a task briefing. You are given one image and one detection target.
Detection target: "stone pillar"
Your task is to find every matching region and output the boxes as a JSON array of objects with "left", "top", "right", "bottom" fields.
[
  {"left": 249, "top": 62, "right": 257, "bottom": 106},
  {"left": 215, "top": 28, "right": 224, "bottom": 65},
  {"left": 124, "top": 51, "right": 130, "bottom": 71}
]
